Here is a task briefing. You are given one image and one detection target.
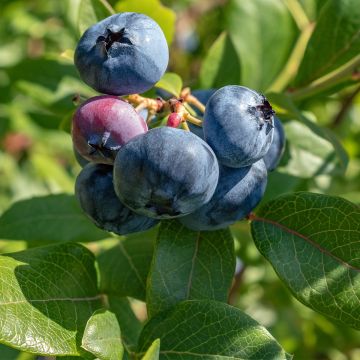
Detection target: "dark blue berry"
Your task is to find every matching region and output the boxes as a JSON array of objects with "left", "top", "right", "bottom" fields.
[
  {"left": 113, "top": 127, "right": 219, "bottom": 219},
  {"left": 75, "top": 163, "right": 158, "bottom": 235}
]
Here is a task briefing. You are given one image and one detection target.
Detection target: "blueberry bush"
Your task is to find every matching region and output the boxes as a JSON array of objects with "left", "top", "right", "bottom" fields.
[{"left": 0, "top": 0, "right": 360, "bottom": 359}]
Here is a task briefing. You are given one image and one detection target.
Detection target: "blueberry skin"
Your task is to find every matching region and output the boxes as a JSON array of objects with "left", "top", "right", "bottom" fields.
[
  {"left": 204, "top": 85, "right": 274, "bottom": 168},
  {"left": 113, "top": 127, "right": 219, "bottom": 219},
  {"left": 180, "top": 160, "right": 267, "bottom": 231},
  {"left": 263, "top": 116, "right": 285, "bottom": 172},
  {"left": 73, "top": 146, "right": 89, "bottom": 168},
  {"left": 75, "top": 12, "right": 169, "bottom": 95},
  {"left": 75, "top": 163, "right": 158, "bottom": 235},
  {"left": 188, "top": 89, "right": 216, "bottom": 140}
]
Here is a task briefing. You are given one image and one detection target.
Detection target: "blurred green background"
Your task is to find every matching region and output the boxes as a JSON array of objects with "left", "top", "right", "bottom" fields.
[{"left": 0, "top": 0, "right": 359, "bottom": 359}]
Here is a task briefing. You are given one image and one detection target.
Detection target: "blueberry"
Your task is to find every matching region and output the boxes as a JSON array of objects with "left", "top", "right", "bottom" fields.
[
  {"left": 72, "top": 95, "right": 147, "bottom": 165},
  {"left": 75, "top": 12, "right": 169, "bottom": 95},
  {"left": 75, "top": 163, "right": 158, "bottom": 235},
  {"left": 179, "top": 160, "right": 267, "bottom": 231},
  {"left": 204, "top": 85, "right": 274, "bottom": 168},
  {"left": 263, "top": 116, "right": 285, "bottom": 172},
  {"left": 73, "top": 146, "right": 89, "bottom": 167},
  {"left": 113, "top": 127, "right": 219, "bottom": 219}
]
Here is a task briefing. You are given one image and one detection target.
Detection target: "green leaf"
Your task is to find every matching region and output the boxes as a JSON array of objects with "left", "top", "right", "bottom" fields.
[
  {"left": 78, "top": 0, "right": 115, "bottom": 36},
  {"left": 107, "top": 296, "right": 142, "bottom": 352},
  {"left": 0, "top": 194, "right": 108, "bottom": 243},
  {"left": 141, "top": 339, "right": 160, "bottom": 360},
  {"left": 115, "top": 0, "right": 176, "bottom": 44},
  {"left": 6, "top": 58, "right": 95, "bottom": 129},
  {"left": 60, "top": 49, "right": 75, "bottom": 63},
  {"left": 81, "top": 309, "right": 123, "bottom": 360},
  {"left": 280, "top": 120, "right": 344, "bottom": 178},
  {"left": 0, "top": 243, "right": 102, "bottom": 355},
  {"left": 294, "top": 0, "right": 360, "bottom": 86},
  {"left": 226, "top": 0, "right": 297, "bottom": 90},
  {"left": 154, "top": 73, "right": 182, "bottom": 97},
  {"left": 262, "top": 172, "right": 302, "bottom": 203},
  {"left": 200, "top": 32, "right": 241, "bottom": 89},
  {"left": 147, "top": 220, "right": 235, "bottom": 318},
  {"left": 251, "top": 192, "right": 360, "bottom": 330},
  {"left": 59, "top": 111, "right": 74, "bottom": 134},
  {"left": 0, "top": 344, "right": 28, "bottom": 360},
  {"left": 268, "top": 93, "right": 349, "bottom": 177},
  {"left": 98, "top": 229, "right": 157, "bottom": 301},
  {"left": 138, "top": 300, "right": 289, "bottom": 359}
]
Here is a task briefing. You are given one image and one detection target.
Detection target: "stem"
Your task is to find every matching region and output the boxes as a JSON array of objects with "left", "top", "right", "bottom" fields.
[
  {"left": 135, "top": 103, "right": 146, "bottom": 112},
  {"left": 181, "top": 87, "right": 206, "bottom": 114},
  {"left": 127, "top": 94, "right": 168, "bottom": 114},
  {"left": 283, "top": 0, "right": 310, "bottom": 30},
  {"left": 146, "top": 112, "right": 154, "bottom": 125},
  {"left": 186, "top": 94, "right": 206, "bottom": 114},
  {"left": 331, "top": 84, "right": 360, "bottom": 128},
  {"left": 184, "top": 113, "right": 203, "bottom": 126},
  {"left": 72, "top": 93, "right": 87, "bottom": 106},
  {"left": 290, "top": 54, "right": 360, "bottom": 101},
  {"left": 268, "top": 22, "right": 315, "bottom": 93},
  {"left": 182, "top": 121, "right": 190, "bottom": 131}
]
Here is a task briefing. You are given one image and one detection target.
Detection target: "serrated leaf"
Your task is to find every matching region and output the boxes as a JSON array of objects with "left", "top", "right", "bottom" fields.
[
  {"left": 294, "top": 0, "right": 360, "bottom": 86},
  {"left": 98, "top": 229, "right": 157, "bottom": 301},
  {"left": 107, "top": 296, "right": 142, "bottom": 352},
  {"left": 141, "top": 339, "right": 160, "bottom": 360},
  {"left": 147, "top": 221, "right": 235, "bottom": 317},
  {"left": 154, "top": 73, "right": 182, "bottom": 97},
  {"left": 251, "top": 192, "right": 360, "bottom": 330},
  {"left": 138, "top": 300, "right": 289, "bottom": 359},
  {"left": 200, "top": 32, "right": 240, "bottom": 89},
  {"left": 226, "top": 0, "right": 297, "bottom": 90},
  {"left": 0, "top": 194, "right": 108, "bottom": 243},
  {"left": 81, "top": 309, "right": 123, "bottom": 360},
  {"left": 115, "top": 0, "right": 176, "bottom": 44},
  {"left": 0, "top": 243, "right": 102, "bottom": 355},
  {"left": 78, "top": 0, "right": 115, "bottom": 36}
]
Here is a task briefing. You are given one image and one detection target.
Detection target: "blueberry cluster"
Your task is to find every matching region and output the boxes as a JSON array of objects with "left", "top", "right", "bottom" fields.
[{"left": 72, "top": 13, "right": 285, "bottom": 235}]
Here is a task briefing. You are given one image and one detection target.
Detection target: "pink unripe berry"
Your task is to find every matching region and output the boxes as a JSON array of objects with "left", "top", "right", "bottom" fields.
[
  {"left": 167, "top": 113, "right": 182, "bottom": 128},
  {"left": 72, "top": 95, "right": 147, "bottom": 164}
]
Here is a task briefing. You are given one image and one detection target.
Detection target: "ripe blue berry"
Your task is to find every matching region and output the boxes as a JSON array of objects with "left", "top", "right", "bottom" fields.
[
  {"left": 75, "top": 163, "right": 158, "bottom": 235},
  {"left": 72, "top": 95, "right": 147, "bottom": 165},
  {"left": 204, "top": 85, "right": 274, "bottom": 168},
  {"left": 180, "top": 160, "right": 267, "bottom": 231},
  {"left": 75, "top": 12, "right": 169, "bottom": 95},
  {"left": 113, "top": 127, "right": 219, "bottom": 219}
]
